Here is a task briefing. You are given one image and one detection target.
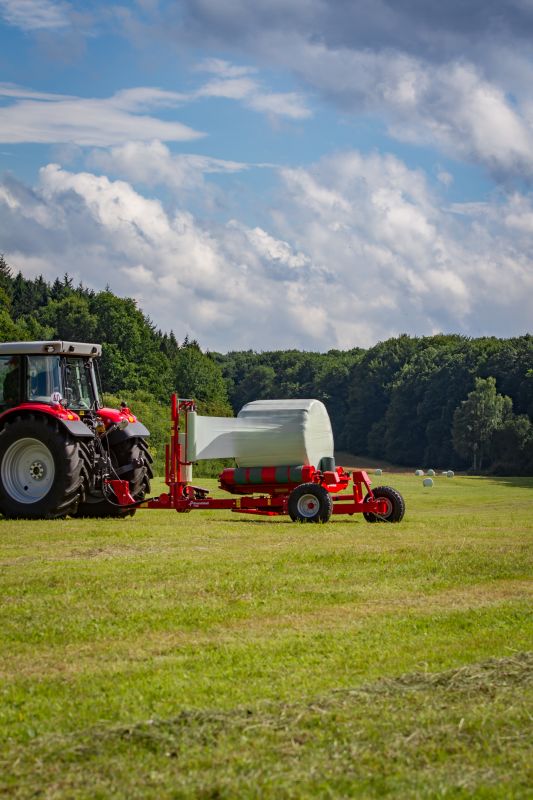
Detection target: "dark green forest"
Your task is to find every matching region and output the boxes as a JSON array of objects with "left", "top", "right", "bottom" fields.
[{"left": 1, "top": 255, "right": 532, "bottom": 475}]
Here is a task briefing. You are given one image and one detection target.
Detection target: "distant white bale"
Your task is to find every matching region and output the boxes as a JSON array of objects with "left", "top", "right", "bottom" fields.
[
  {"left": 447, "top": 470, "right": 455, "bottom": 478},
  {"left": 415, "top": 469, "right": 424, "bottom": 476},
  {"left": 441, "top": 471, "right": 448, "bottom": 475},
  {"left": 374, "top": 468, "right": 382, "bottom": 476},
  {"left": 427, "top": 469, "right": 435, "bottom": 476},
  {"left": 423, "top": 478, "right": 434, "bottom": 487}
]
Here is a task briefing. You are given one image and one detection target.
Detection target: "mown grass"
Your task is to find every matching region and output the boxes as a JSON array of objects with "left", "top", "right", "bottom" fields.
[{"left": 1, "top": 473, "right": 532, "bottom": 797}]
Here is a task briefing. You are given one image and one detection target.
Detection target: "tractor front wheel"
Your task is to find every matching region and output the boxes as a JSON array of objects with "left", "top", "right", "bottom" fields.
[
  {"left": 0, "top": 415, "right": 84, "bottom": 519},
  {"left": 363, "top": 486, "right": 405, "bottom": 523},
  {"left": 288, "top": 482, "right": 333, "bottom": 523},
  {"left": 76, "top": 437, "right": 153, "bottom": 518}
]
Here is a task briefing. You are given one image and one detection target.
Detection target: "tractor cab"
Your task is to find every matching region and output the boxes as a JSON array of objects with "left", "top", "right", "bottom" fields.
[{"left": 0, "top": 341, "right": 103, "bottom": 412}]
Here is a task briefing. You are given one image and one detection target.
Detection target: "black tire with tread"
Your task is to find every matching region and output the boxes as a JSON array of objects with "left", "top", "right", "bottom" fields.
[
  {"left": 0, "top": 414, "right": 83, "bottom": 519},
  {"left": 76, "top": 437, "right": 153, "bottom": 518},
  {"left": 363, "top": 485, "right": 405, "bottom": 523},
  {"left": 288, "top": 482, "right": 333, "bottom": 523}
]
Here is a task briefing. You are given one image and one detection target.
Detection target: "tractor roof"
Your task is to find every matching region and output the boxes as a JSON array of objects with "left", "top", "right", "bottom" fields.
[{"left": 0, "top": 341, "right": 102, "bottom": 357}]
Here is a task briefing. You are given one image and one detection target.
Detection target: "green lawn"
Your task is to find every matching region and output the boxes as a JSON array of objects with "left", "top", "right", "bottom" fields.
[{"left": 1, "top": 473, "right": 532, "bottom": 798}]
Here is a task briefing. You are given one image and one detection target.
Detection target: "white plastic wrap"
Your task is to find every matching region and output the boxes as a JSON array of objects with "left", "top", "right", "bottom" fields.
[{"left": 186, "top": 399, "right": 334, "bottom": 468}]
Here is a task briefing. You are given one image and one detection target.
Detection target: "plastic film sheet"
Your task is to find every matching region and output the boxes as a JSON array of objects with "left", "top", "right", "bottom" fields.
[{"left": 186, "top": 399, "right": 334, "bottom": 468}]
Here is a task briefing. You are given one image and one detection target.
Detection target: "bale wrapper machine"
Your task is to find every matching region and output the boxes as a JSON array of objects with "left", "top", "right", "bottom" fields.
[{"left": 111, "top": 394, "right": 405, "bottom": 524}]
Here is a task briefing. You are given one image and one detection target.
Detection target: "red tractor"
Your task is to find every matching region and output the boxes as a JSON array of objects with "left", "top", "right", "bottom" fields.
[{"left": 0, "top": 341, "right": 152, "bottom": 519}]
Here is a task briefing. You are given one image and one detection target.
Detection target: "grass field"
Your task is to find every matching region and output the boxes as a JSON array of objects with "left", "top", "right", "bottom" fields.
[{"left": 1, "top": 472, "right": 532, "bottom": 798}]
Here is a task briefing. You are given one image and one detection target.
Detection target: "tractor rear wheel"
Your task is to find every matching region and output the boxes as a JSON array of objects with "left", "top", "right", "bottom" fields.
[
  {"left": 76, "top": 437, "right": 153, "bottom": 518},
  {"left": 288, "top": 482, "right": 333, "bottom": 523},
  {"left": 363, "top": 486, "right": 405, "bottom": 523},
  {"left": 0, "top": 415, "right": 84, "bottom": 519}
]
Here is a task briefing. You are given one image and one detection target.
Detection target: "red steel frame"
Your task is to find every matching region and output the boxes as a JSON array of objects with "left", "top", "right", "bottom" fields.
[{"left": 108, "top": 395, "right": 390, "bottom": 518}]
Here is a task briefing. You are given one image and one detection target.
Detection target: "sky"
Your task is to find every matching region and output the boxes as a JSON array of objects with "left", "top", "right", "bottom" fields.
[{"left": 0, "top": 0, "right": 532, "bottom": 352}]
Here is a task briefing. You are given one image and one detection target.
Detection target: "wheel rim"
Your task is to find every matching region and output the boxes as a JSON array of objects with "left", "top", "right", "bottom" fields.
[
  {"left": 1, "top": 438, "right": 55, "bottom": 504},
  {"left": 376, "top": 496, "right": 393, "bottom": 519},
  {"left": 296, "top": 493, "right": 320, "bottom": 518}
]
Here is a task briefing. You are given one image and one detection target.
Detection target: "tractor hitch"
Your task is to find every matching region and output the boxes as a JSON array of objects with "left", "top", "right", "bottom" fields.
[{"left": 105, "top": 479, "right": 136, "bottom": 506}]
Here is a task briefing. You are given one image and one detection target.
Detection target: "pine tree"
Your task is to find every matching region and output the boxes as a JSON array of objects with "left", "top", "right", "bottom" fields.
[{"left": 0, "top": 254, "right": 13, "bottom": 296}]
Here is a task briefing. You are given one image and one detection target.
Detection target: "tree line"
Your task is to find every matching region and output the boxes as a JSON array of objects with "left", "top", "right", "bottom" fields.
[
  {"left": 214, "top": 336, "right": 533, "bottom": 475},
  {"left": 1, "top": 255, "right": 532, "bottom": 475}
]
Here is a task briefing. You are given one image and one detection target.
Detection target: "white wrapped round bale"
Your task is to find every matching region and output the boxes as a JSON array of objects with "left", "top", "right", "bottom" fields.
[
  {"left": 187, "top": 399, "right": 334, "bottom": 468},
  {"left": 235, "top": 399, "right": 334, "bottom": 468}
]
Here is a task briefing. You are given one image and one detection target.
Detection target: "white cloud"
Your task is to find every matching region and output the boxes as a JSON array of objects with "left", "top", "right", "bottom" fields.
[
  {"left": 196, "top": 76, "right": 259, "bottom": 101},
  {"left": 0, "top": 0, "right": 70, "bottom": 31},
  {"left": 109, "top": 87, "right": 188, "bottom": 111},
  {"left": 274, "top": 151, "right": 533, "bottom": 337},
  {"left": 503, "top": 193, "right": 533, "bottom": 233},
  {"left": 0, "top": 83, "right": 73, "bottom": 101},
  {"left": 0, "top": 86, "right": 203, "bottom": 147},
  {"left": 232, "top": 223, "right": 310, "bottom": 271},
  {"left": 1, "top": 153, "right": 532, "bottom": 350},
  {"left": 87, "top": 140, "right": 250, "bottom": 193},
  {"left": 100, "top": 1, "right": 533, "bottom": 181},
  {"left": 194, "top": 59, "right": 312, "bottom": 120},
  {"left": 437, "top": 170, "right": 453, "bottom": 187},
  {"left": 0, "top": 165, "right": 269, "bottom": 344},
  {"left": 0, "top": 64, "right": 311, "bottom": 149},
  {"left": 194, "top": 58, "right": 257, "bottom": 78},
  {"left": 246, "top": 91, "right": 310, "bottom": 120},
  {"left": 392, "top": 61, "right": 533, "bottom": 176},
  {"left": 0, "top": 184, "right": 19, "bottom": 210},
  {"left": 272, "top": 38, "right": 533, "bottom": 177}
]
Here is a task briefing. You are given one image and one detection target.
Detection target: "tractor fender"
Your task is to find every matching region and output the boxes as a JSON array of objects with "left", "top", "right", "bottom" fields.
[
  {"left": 60, "top": 419, "right": 95, "bottom": 438},
  {"left": 0, "top": 405, "right": 94, "bottom": 438},
  {"left": 107, "top": 421, "right": 150, "bottom": 446}
]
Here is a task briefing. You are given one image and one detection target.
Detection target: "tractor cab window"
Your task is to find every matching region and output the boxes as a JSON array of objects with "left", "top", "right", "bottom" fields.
[
  {"left": 63, "top": 357, "right": 95, "bottom": 410},
  {"left": 27, "top": 355, "right": 61, "bottom": 403},
  {"left": 0, "top": 355, "right": 21, "bottom": 406}
]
